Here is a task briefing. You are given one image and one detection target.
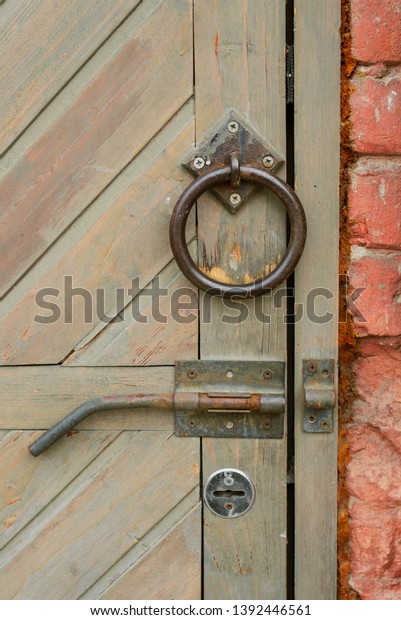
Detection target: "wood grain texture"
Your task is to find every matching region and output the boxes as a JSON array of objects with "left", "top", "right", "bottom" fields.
[
  {"left": 0, "top": 366, "right": 175, "bottom": 430},
  {"left": 0, "top": 429, "right": 120, "bottom": 548},
  {"left": 0, "top": 432, "right": 200, "bottom": 600},
  {"left": 195, "top": 0, "right": 287, "bottom": 599},
  {"left": 82, "top": 488, "right": 200, "bottom": 599},
  {"left": 0, "top": 0, "right": 142, "bottom": 155},
  {"left": 0, "top": 0, "right": 192, "bottom": 298},
  {"left": 293, "top": 0, "right": 340, "bottom": 600},
  {"left": 101, "top": 504, "right": 201, "bottom": 600},
  {"left": 64, "top": 250, "right": 198, "bottom": 366},
  {"left": 203, "top": 439, "right": 287, "bottom": 599},
  {"left": 0, "top": 107, "right": 195, "bottom": 364}
]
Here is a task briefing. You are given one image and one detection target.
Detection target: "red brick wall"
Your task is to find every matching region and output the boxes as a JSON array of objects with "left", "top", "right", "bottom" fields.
[{"left": 345, "top": 0, "right": 401, "bottom": 599}]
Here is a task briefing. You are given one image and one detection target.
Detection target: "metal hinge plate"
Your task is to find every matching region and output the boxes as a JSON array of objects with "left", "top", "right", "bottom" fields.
[
  {"left": 303, "top": 359, "right": 336, "bottom": 432},
  {"left": 183, "top": 111, "right": 284, "bottom": 213},
  {"left": 174, "top": 360, "right": 285, "bottom": 439}
]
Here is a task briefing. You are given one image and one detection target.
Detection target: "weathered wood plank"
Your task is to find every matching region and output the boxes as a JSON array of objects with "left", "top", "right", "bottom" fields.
[
  {"left": 195, "top": 0, "right": 287, "bottom": 599},
  {"left": 65, "top": 249, "right": 198, "bottom": 366},
  {"left": 0, "top": 108, "right": 194, "bottom": 364},
  {"left": 101, "top": 504, "right": 201, "bottom": 600},
  {"left": 293, "top": 0, "right": 340, "bottom": 600},
  {"left": 203, "top": 439, "right": 287, "bottom": 599},
  {"left": 0, "top": 429, "right": 120, "bottom": 548},
  {"left": 0, "top": 431, "right": 200, "bottom": 600},
  {"left": 0, "top": 0, "right": 142, "bottom": 155},
  {"left": 82, "top": 488, "right": 200, "bottom": 599},
  {"left": 0, "top": 0, "right": 193, "bottom": 298},
  {"left": 2, "top": 432, "right": 142, "bottom": 557},
  {"left": 0, "top": 366, "right": 175, "bottom": 430}
]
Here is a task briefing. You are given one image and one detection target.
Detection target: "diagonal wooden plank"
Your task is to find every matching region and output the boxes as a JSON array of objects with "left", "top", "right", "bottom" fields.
[
  {"left": 0, "top": 429, "right": 121, "bottom": 548},
  {"left": 101, "top": 504, "right": 201, "bottom": 600},
  {"left": 0, "top": 109, "right": 195, "bottom": 364},
  {"left": 0, "top": 431, "right": 200, "bottom": 600},
  {"left": 0, "top": 366, "right": 175, "bottom": 430},
  {"left": 0, "top": 0, "right": 143, "bottom": 155},
  {"left": 0, "top": 0, "right": 193, "bottom": 298},
  {"left": 65, "top": 247, "right": 198, "bottom": 366},
  {"left": 1, "top": 432, "right": 141, "bottom": 557},
  {"left": 0, "top": 101, "right": 193, "bottom": 320},
  {"left": 82, "top": 489, "right": 200, "bottom": 599}
]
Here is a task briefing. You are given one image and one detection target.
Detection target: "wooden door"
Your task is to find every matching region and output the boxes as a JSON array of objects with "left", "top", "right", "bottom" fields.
[{"left": 0, "top": 0, "right": 340, "bottom": 600}]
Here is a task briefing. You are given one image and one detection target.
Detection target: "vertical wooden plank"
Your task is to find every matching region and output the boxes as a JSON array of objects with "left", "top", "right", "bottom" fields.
[
  {"left": 195, "top": 0, "right": 287, "bottom": 599},
  {"left": 294, "top": 0, "right": 341, "bottom": 599}
]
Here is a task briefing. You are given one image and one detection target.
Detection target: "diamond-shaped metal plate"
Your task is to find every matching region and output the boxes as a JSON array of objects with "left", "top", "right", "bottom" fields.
[{"left": 184, "top": 111, "right": 285, "bottom": 213}]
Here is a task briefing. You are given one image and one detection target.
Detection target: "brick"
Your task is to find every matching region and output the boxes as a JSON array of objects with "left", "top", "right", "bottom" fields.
[
  {"left": 350, "top": 503, "right": 401, "bottom": 576},
  {"left": 350, "top": 501, "right": 401, "bottom": 599},
  {"left": 352, "top": 338, "right": 401, "bottom": 428},
  {"left": 350, "top": 576, "right": 401, "bottom": 600},
  {"left": 348, "top": 425, "right": 401, "bottom": 504},
  {"left": 351, "top": 0, "right": 401, "bottom": 63},
  {"left": 348, "top": 250, "right": 401, "bottom": 336},
  {"left": 349, "top": 158, "right": 401, "bottom": 249},
  {"left": 348, "top": 339, "right": 401, "bottom": 598},
  {"left": 350, "top": 73, "right": 401, "bottom": 154}
]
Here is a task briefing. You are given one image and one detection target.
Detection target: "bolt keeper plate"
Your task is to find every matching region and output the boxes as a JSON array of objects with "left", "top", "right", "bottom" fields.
[
  {"left": 303, "top": 359, "right": 336, "bottom": 433},
  {"left": 184, "top": 111, "right": 284, "bottom": 213},
  {"left": 174, "top": 360, "right": 285, "bottom": 439}
]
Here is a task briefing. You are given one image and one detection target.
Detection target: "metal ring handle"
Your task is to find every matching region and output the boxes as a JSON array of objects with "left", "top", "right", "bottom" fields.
[{"left": 169, "top": 164, "right": 307, "bottom": 298}]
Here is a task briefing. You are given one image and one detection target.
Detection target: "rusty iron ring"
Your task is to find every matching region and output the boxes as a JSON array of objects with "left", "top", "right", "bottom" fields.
[{"left": 169, "top": 164, "right": 307, "bottom": 298}]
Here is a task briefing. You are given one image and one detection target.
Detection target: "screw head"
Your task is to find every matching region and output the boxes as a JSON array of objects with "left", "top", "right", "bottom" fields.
[
  {"left": 320, "top": 420, "right": 329, "bottom": 430},
  {"left": 187, "top": 368, "right": 197, "bottom": 379},
  {"left": 262, "top": 154, "right": 275, "bottom": 168},
  {"left": 307, "top": 362, "right": 317, "bottom": 373},
  {"left": 193, "top": 156, "right": 205, "bottom": 170},
  {"left": 227, "top": 120, "right": 239, "bottom": 134},
  {"left": 263, "top": 422, "right": 271, "bottom": 430},
  {"left": 309, "top": 415, "right": 316, "bottom": 424},
  {"left": 263, "top": 369, "right": 273, "bottom": 380},
  {"left": 229, "top": 192, "right": 242, "bottom": 206},
  {"left": 188, "top": 419, "right": 196, "bottom": 428}
]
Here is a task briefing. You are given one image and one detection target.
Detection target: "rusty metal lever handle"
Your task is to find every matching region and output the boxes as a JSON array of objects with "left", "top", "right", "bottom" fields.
[
  {"left": 28, "top": 394, "right": 174, "bottom": 456},
  {"left": 169, "top": 164, "right": 307, "bottom": 298}
]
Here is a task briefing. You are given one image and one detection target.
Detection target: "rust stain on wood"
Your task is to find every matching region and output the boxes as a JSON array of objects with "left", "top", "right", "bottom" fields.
[
  {"left": 231, "top": 241, "right": 241, "bottom": 262},
  {"left": 7, "top": 498, "right": 20, "bottom": 506},
  {"left": 214, "top": 32, "right": 219, "bottom": 57},
  {"left": 3, "top": 514, "right": 17, "bottom": 529},
  {"left": 199, "top": 265, "right": 256, "bottom": 285}
]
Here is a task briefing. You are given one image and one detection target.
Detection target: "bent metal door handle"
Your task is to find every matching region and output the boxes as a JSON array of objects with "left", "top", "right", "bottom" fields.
[
  {"left": 29, "top": 361, "right": 286, "bottom": 455},
  {"left": 29, "top": 114, "right": 309, "bottom": 456}
]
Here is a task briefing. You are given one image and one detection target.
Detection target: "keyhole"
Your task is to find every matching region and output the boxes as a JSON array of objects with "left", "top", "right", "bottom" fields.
[{"left": 213, "top": 489, "right": 246, "bottom": 498}]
